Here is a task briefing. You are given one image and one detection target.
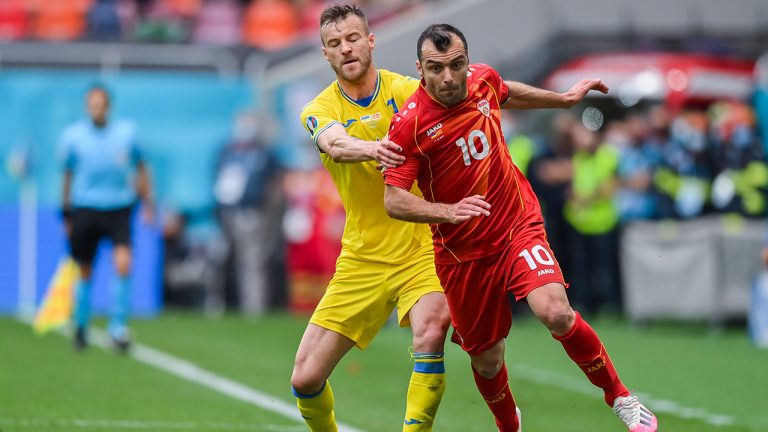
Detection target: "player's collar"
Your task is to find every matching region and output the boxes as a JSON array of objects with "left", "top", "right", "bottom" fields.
[{"left": 338, "top": 70, "right": 381, "bottom": 108}]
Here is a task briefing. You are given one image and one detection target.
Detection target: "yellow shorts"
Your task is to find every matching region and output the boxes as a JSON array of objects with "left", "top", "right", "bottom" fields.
[{"left": 309, "top": 247, "right": 443, "bottom": 350}]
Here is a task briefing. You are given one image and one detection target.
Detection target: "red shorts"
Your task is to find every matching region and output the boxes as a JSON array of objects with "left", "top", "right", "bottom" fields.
[{"left": 435, "top": 220, "right": 566, "bottom": 355}]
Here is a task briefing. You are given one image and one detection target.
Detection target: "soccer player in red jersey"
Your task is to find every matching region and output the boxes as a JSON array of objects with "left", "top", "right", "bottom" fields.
[{"left": 383, "top": 24, "right": 658, "bottom": 432}]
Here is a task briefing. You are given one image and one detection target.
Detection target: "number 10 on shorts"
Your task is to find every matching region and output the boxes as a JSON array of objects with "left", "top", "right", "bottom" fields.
[{"left": 519, "top": 245, "right": 555, "bottom": 270}]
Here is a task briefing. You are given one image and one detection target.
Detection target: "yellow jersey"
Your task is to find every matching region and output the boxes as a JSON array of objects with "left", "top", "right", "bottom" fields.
[{"left": 300, "top": 69, "right": 432, "bottom": 263}]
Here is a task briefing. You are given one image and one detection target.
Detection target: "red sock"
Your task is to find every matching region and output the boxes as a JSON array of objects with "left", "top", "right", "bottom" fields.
[
  {"left": 554, "top": 312, "right": 629, "bottom": 406},
  {"left": 472, "top": 363, "right": 519, "bottom": 431}
]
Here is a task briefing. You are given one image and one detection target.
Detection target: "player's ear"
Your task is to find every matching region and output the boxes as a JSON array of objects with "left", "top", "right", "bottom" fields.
[
  {"left": 416, "top": 60, "right": 423, "bottom": 79},
  {"left": 368, "top": 33, "right": 375, "bottom": 50},
  {"left": 321, "top": 46, "right": 330, "bottom": 63}
]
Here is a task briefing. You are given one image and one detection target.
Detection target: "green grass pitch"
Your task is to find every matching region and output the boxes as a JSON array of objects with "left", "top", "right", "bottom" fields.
[{"left": 2, "top": 313, "right": 766, "bottom": 431}]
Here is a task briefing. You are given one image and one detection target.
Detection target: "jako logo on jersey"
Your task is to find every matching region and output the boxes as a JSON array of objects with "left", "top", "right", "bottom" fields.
[
  {"left": 537, "top": 268, "right": 555, "bottom": 276},
  {"left": 343, "top": 118, "right": 357, "bottom": 128},
  {"left": 306, "top": 116, "right": 318, "bottom": 133},
  {"left": 586, "top": 360, "right": 606, "bottom": 373},
  {"left": 426, "top": 123, "right": 443, "bottom": 139},
  {"left": 477, "top": 99, "right": 490, "bottom": 117}
]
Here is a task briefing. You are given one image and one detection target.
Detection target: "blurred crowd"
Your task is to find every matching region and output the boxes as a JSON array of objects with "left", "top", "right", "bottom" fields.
[
  {"left": 506, "top": 99, "right": 767, "bottom": 315},
  {"left": 0, "top": 0, "right": 432, "bottom": 48}
]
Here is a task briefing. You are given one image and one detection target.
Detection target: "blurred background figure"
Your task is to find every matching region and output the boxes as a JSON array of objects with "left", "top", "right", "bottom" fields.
[
  {"left": 564, "top": 124, "right": 621, "bottom": 316},
  {"left": 59, "top": 85, "right": 154, "bottom": 351},
  {"left": 213, "top": 111, "right": 283, "bottom": 316}
]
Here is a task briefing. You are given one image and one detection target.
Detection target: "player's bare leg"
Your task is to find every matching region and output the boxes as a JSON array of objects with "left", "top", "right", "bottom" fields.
[
  {"left": 527, "top": 282, "right": 657, "bottom": 431},
  {"left": 469, "top": 339, "right": 521, "bottom": 432},
  {"left": 403, "top": 292, "right": 451, "bottom": 431},
  {"left": 291, "top": 323, "right": 356, "bottom": 432}
]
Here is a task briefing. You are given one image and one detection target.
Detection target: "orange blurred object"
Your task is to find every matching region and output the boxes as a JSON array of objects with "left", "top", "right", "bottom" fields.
[
  {"left": 242, "top": 0, "right": 299, "bottom": 50},
  {"left": 31, "top": 0, "right": 92, "bottom": 41}
]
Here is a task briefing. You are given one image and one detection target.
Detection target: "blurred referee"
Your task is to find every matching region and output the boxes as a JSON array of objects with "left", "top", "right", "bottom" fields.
[{"left": 59, "top": 85, "right": 154, "bottom": 352}]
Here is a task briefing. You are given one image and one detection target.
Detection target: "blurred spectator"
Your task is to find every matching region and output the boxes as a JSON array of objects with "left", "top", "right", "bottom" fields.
[
  {"left": 614, "top": 114, "right": 662, "bottom": 221},
  {"left": 214, "top": 111, "right": 283, "bottom": 316},
  {"left": 529, "top": 113, "right": 576, "bottom": 280},
  {"left": 242, "top": 0, "right": 299, "bottom": 50},
  {"left": 502, "top": 111, "right": 536, "bottom": 176},
  {"left": 282, "top": 168, "right": 344, "bottom": 314},
  {"left": 161, "top": 207, "right": 228, "bottom": 313},
  {"left": 708, "top": 101, "right": 768, "bottom": 217},
  {"left": 192, "top": 0, "right": 241, "bottom": 45},
  {"left": 654, "top": 110, "right": 712, "bottom": 219},
  {"left": 564, "top": 123, "right": 621, "bottom": 316}
]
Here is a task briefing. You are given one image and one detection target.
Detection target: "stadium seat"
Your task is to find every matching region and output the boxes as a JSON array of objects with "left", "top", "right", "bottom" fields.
[
  {"left": 88, "top": 0, "right": 122, "bottom": 39},
  {"left": 192, "top": 0, "right": 241, "bottom": 45},
  {"left": 32, "top": 0, "right": 91, "bottom": 41},
  {"left": 242, "top": 0, "right": 299, "bottom": 50},
  {"left": 0, "top": 0, "right": 28, "bottom": 41}
]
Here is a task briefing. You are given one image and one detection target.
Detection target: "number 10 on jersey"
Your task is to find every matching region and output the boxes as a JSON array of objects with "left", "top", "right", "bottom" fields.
[{"left": 455, "top": 130, "right": 490, "bottom": 166}]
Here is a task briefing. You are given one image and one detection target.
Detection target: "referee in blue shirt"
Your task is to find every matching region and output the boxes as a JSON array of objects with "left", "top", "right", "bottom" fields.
[{"left": 59, "top": 85, "right": 154, "bottom": 352}]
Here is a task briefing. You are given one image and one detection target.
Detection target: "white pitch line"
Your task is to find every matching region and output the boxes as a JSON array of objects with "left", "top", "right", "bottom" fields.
[
  {"left": 0, "top": 418, "right": 306, "bottom": 431},
  {"left": 85, "top": 328, "right": 366, "bottom": 432},
  {"left": 508, "top": 363, "right": 735, "bottom": 427}
]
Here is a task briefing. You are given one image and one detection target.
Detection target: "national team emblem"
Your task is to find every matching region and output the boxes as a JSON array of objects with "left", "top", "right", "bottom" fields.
[
  {"left": 306, "top": 116, "right": 318, "bottom": 133},
  {"left": 477, "top": 100, "right": 490, "bottom": 117},
  {"left": 360, "top": 112, "right": 381, "bottom": 126}
]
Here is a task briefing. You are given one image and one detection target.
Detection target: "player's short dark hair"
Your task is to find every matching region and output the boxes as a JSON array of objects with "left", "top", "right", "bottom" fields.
[
  {"left": 319, "top": 4, "right": 369, "bottom": 45},
  {"left": 417, "top": 24, "right": 468, "bottom": 61}
]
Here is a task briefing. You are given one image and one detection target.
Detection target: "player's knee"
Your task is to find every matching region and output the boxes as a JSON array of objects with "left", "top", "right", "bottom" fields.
[
  {"left": 472, "top": 355, "right": 504, "bottom": 378},
  {"left": 290, "top": 369, "right": 325, "bottom": 395},
  {"left": 541, "top": 302, "right": 575, "bottom": 334},
  {"left": 413, "top": 312, "right": 451, "bottom": 351}
]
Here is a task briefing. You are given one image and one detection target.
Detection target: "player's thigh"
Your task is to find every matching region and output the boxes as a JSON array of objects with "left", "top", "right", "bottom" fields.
[
  {"left": 436, "top": 256, "right": 512, "bottom": 356},
  {"left": 392, "top": 249, "right": 445, "bottom": 328},
  {"left": 506, "top": 222, "right": 567, "bottom": 302},
  {"left": 309, "top": 257, "right": 392, "bottom": 350},
  {"left": 70, "top": 209, "right": 101, "bottom": 265}
]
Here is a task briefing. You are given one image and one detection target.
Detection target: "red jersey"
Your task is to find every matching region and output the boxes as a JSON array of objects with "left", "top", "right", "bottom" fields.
[{"left": 384, "top": 63, "right": 543, "bottom": 265}]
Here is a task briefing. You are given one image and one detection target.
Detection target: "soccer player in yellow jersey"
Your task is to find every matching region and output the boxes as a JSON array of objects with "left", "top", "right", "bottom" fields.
[{"left": 290, "top": 5, "right": 451, "bottom": 432}]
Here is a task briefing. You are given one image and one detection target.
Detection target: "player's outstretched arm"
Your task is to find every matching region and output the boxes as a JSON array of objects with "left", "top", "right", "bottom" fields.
[
  {"left": 317, "top": 123, "right": 405, "bottom": 167},
  {"left": 501, "top": 79, "right": 608, "bottom": 110},
  {"left": 384, "top": 185, "right": 491, "bottom": 224}
]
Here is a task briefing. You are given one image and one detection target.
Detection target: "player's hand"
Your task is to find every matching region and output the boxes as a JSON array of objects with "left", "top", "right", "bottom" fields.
[
  {"left": 373, "top": 139, "right": 405, "bottom": 168},
  {"left": 562, "top": 79, "right": 609, "bottom": 108},
  {"left": 446, "top": 195, "right": 491, "bottom": 224}
]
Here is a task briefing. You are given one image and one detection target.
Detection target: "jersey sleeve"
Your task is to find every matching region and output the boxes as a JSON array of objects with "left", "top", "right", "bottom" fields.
[
  {"left": 299, "top": 98, "right": 339, "bottom": 146},
  {"left": 382, "top": 113, "right": 419, "bottom": 190}
]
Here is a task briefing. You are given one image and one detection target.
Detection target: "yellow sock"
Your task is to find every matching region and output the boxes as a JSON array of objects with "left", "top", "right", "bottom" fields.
[
  {"left": 293, "top": 380, "right": 337, "bottom": 432},
  {"left": 403, "top": 352, "right": 446, "bottom": 431}
]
